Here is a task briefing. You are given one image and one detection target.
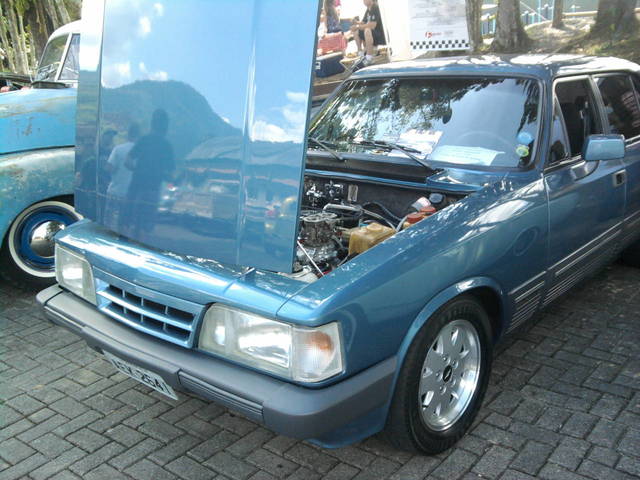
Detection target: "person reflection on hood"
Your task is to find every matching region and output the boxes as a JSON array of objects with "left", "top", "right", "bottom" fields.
[{"left": 123, "top": 108, "right": 175, "bottom": 238}]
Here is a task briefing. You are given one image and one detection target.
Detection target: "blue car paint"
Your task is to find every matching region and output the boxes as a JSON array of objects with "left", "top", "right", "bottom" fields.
[
  {"left": 0, "top": 87, "right": 76, "bottom": 155},
  {"left": 57, "top": 0, "right": 640, "bottom": 446},
  {"left": 75, "top": 0, "right": 320, "bottom": 273},
  {"left": 0, "top": 148, "right": 75, "bottom": 250},
  {"left": 0, "top": 25, "right": 79, "bottom": 278}
]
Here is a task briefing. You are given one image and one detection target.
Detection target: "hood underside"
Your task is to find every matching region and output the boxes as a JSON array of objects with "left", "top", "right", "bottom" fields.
[{"left": 75, "top": 0, "right": 319, "bottom": 272}]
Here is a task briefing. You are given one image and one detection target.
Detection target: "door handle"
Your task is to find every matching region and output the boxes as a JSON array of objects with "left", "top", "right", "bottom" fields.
[{"left": 613, "top": 169, "right": 627, "bottom": 187}]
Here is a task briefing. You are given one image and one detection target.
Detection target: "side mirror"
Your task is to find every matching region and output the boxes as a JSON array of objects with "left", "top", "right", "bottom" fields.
[{"left": 582, "top": 134, "right": 625, "bottom": 162}]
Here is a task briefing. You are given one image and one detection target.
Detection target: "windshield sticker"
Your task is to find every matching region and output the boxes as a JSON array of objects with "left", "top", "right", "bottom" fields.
[
  {"left": 517, "top": 131, "right": 534, "bottom": 145},
  {"left": 431, "top": 145, "right": 502, "bottom": 165},
  {"left": 516, "top": 144, "right": 530, "bottom": 158},
  {"left": 398, "top": 129, "right": 443, "bottom": 154}
]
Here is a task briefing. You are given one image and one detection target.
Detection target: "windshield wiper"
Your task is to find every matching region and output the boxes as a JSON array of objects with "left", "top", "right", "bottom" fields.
[
  {"left": 308, "top": 137, "right": 344, "bottom": 162},
  {"left": 355, "top": 140, "right": 434, "bottom": 172}
]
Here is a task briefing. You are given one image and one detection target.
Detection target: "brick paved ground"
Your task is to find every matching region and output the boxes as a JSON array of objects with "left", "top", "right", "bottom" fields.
[{"left": 1, "top": 263, "right": 639, "bottom": 480}]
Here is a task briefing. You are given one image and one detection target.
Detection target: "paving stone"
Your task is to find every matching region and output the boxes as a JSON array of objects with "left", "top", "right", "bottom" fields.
[
  {"left": 166, "top": 456, "right": 216, "bottom": 480},
  {"left": 149, "top": 434, "right": 200, "bottom": 466},
  {"left": 283, "top": 443, "right": 339, "bottom": 474},
  {"left": 586, "top": 418, "right": 626, "bottom": 448},
  {"left": 2, "top": 262, "right": 639, "bottom": 480},
  {"left": 124, "top": 458, "right": 177, "bottom": 480},
  {"left": 588, "top": 445, "right": 619, "bottom": 468},
  {"left": 617, "top": 455, "right": 640, "bottom": 477},
  {"left": 548, "top": 436, "right": 589, "bottom": 471},
  {"left": 104, "top": 424, "right": 146, "bottom": 447},
  {"left": 577, "top": 459, "right": 635, "bottom": 480},
  {"left": 108, "top": 437, "right": 162, "bottom": 470},
  {"left": 206, "top": 451, "right": 257, "bottom": 480},
  {"left": 213, "top": 412, "right": 258, "bottom": 436},
  {"left": 561, "top": 411, "right": 599, "bottom": 438},
  {"left": 617, "top": 428, "right": 640, "bottom": 458},
  {"left": 69, "top": 441, "right": 127, "bottom": 476},
  {"left": 0, "top": 437, "right": 36, "bottom": 464},
  {"left": 352, "top": 456, "right": 401, "bottom": 480},
  {"left": 30, "top": 432, "right": 74, "bottom": 458},
  {"left": 84, "top": 463, "right": 130, "bottom": 479},
  {"left": 5, "top": 393, "right": 46, "bottom": 416},
  {"left": 227, "top": 427, "right": 274, "bottom": 458},
  {"left": 188, "top": 429, "right": 239, "bottom": 462},
  {"left": 29, "top": 447, "right": 86, "bottom": 480},
  {"left": 67, "top": 427, "right": 110, "bottom": 453},
  {"left": 325, "top": 445, "right": 376, "bottom": 469},
  {"left": 472, "top": 445, "right": 516, "bottom": 478},
  {"left": 509, "top": 441, "right": 554, "bottom": 476},
  {"left": 322, "top": 463, "right": 360, "bottom": 480},
  {"left": 246, "top": 448, "right": 299, "bottom": 478}
]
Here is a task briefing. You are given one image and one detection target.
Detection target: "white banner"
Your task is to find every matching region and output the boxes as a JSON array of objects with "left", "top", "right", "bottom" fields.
[{"left": 409, "top": 0, "right": 470, "bottom": 53}]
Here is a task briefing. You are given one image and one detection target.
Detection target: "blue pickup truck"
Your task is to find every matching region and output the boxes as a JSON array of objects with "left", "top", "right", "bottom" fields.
[
  {"left": 39, "top": 0, "right": 640, "bottom": 454},
  {"left": 0, "top": 21, "right": 81, "bottom": 287}
]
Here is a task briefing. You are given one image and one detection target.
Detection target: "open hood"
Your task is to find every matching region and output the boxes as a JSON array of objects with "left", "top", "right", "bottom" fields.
[
  {"left": 75, "top": 0, "right": 319, "bottom": 273},
  {"left": 0, "top": 88, "right": 76, "bottom": 155}
]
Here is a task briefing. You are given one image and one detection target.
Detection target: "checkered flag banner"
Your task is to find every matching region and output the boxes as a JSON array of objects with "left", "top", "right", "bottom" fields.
[
  {"left": 410, "top": 39, "right": 471, "bottom": 51},
  {"left": 408, "top": 0, "right": 470, "bottom": 54}
]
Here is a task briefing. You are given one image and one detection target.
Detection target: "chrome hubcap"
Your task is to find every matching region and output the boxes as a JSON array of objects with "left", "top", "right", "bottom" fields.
[
  {"left": 29, "top": 221, "right": 66, "bottom": 258},
  {"left": 418, "top": 319, "right": 481, "bottom": 431}
]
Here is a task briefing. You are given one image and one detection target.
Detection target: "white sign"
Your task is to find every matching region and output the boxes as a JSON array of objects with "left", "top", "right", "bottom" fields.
[{"left": 409, "top": 0, "right": 470, "bottom": 53}]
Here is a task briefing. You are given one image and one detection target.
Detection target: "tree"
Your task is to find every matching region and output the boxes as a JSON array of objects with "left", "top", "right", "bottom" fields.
[
  {"left": 591, "top": 0, "right": 638, "bottom": 38},
  {"left": 552, "top": 0, "right": 564, "bottom": 29},
  {"left": 0, "top": 0, "right": 80, "bottom": 73},
  {"left": 492, "top": 0, "right": 531, "bottom": 52},
  {"left": 466, "top": 0, "right": 483, "bottom": 52}
]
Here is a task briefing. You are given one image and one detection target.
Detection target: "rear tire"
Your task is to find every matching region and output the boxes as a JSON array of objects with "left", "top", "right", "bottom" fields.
[
  {"left": 0, "top": 200, "right": 80, "bottom": 288},
  {"left": 385, "top": 295, "right": 493, "bottom": 454}
]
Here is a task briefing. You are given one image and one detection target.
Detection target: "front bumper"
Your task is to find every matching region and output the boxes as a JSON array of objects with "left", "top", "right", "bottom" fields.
[{"left": 38, "top": 285, "right": 396, "bottom": 441}]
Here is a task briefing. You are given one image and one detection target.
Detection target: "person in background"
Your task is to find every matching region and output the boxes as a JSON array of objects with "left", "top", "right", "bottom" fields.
[
  {"left": 350, "top": 0, "right": 385, "bottom": 66},
  {"left": 105, "top": 123, "right": 140, "bottom": 225},
  {"left": 324, "top": 0, "right": 341, "bottom": 33}
]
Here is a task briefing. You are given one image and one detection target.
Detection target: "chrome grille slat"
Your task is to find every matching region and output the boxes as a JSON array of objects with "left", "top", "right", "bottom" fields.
[
  {"left": 97, "top": 289, "right": 194, "bottom": 331},
  {"left": 93, "top": 269, "right": 204, "bottom": 348}
]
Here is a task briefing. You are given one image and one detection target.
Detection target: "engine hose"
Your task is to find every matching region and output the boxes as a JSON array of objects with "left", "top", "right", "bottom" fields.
[{"left": 362, "top": 202, "right": 401, "bottom": 222}]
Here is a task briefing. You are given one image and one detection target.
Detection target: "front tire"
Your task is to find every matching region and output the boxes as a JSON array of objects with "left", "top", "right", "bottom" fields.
[
  {"left": 621, "top": 240, "right": 640, "bottom": 268},
  {"left": 385, "top": 295, "right": 493, "bottom": 454},
  {"left": 0, "top": 200, "right": 80, "bottom": 288}
]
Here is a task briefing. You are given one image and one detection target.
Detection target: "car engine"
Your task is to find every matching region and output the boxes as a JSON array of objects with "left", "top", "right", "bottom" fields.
[{"left": 291, "top": 176, "right": 461, "bottom": 280}]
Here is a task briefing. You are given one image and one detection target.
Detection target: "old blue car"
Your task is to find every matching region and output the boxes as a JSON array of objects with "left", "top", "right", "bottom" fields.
[
  {"left": 0, "top": 21, "right": 81, "bottom": 286},
  {"left": 39, "top": 0, "right": 640, "bottom": 454}
]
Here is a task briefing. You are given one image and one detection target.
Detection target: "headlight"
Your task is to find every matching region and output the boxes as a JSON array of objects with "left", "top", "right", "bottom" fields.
[
  {"left": 199, "top": 305, "right": 343, "bottom": 382},
  {"left": 55, "top": 244, "right": 96, "bottom": 305}
]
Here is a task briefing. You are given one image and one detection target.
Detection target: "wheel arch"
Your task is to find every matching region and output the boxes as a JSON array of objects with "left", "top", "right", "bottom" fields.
[{"left": 381, "top": 276, "right": 507, "bottom": 424}]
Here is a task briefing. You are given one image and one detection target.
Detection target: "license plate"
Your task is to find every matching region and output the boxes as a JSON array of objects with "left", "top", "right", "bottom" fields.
[{"left": 104, "top": 351, "right": 178, "bottom": 400}]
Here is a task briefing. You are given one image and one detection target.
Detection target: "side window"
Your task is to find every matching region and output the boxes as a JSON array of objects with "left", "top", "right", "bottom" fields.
[
  {"left": 549, "top": 99, "right": 570, "bottom": 164},
  {"left": 595, "top": 75, "right": 640, "bottom": 140},
  {"left": 59, "top": 34, "right": 80, "bottom": 81},
  {"left": 555, "top": 80, "right": 601, "bottom": 158}
]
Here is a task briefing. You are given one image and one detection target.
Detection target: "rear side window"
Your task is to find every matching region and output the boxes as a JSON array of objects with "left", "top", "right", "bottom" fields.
[
  {"left": 595, "top": 75, "right": 640, "bottom": 140},
  {"left": 555, "top": 80, "right": 602, "bottom": 157}
]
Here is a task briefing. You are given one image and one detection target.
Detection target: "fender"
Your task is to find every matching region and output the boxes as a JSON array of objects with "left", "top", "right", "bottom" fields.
[
  {"left": 382, "top": 276, "right": 506, "bottom": 418},
  {"left": 0, "top": 147, "right": 75, "bottom": 242}
]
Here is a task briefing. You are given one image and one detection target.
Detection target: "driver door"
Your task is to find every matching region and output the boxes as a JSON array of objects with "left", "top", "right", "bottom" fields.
[{"left": 543, "top": 77, "right": 626, "bottom": 306}]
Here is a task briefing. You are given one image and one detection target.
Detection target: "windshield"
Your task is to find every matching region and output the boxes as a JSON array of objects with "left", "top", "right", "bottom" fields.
[
  {"left": 35, "top": 34, "right": 68, "bottom": 82},
  {"left": 310, "top": 76, "right": 541, "bottom": 168}
]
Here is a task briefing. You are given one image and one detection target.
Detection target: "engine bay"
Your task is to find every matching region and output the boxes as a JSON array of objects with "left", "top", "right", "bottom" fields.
[{"left": 289, "top": 174, "right": 463, "bottom": 281}]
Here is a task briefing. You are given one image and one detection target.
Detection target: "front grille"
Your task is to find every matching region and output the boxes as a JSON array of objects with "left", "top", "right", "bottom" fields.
[{"left": 94, "top": 269, "right": 204, "bottom": 348}]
